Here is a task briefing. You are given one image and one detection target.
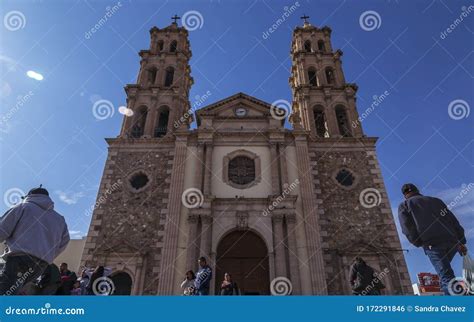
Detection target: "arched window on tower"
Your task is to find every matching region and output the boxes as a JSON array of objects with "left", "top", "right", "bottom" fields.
[
  {"left": 313, "top": 106, "right": 328, "bottom": 138},
  {"left": 170, "top": 40, "right": 177, "bottom": 52},
  {"left": 335, "top": 105, "right": 352, "bottom": 137},
  {"left": 147, "top": 68, "right": 157, "bottom": 86},
  {"left": 308, "top": 68, "right": 318, "bottom": 86},
  {"left": 304, "top": 40, "right": 312, "bottom": 52},
  {"left": 154, "top": 107, "right": 169, "bottom": 137},
  {"left": 325, "top": 68, "right": 335, "bottom": 85},
  {"left": 158, "top": 40, "right": 164, "bottom": 51},
  {"left": 318, "top": 40, "right": 326, "bottom": 52},
  {"left": 164, "top": 67, "right": 174, "bottom": 87},
  {"left": 131, "top": 107, "right": 147, "bottom": 138}
]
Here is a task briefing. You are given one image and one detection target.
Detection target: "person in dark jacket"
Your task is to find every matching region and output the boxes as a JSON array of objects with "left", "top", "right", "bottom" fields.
[
  {"left": 398, "top": 183, "right": 467, "bottom": 295},
  {"left": 349, "top": 257, "right": 384, "bottom": 295},
  {"left": 34, "top": 263, "right": 61, "bottom": 295},
  {"left": 56, "top": 263, "right": 77, "bottom": 295}
]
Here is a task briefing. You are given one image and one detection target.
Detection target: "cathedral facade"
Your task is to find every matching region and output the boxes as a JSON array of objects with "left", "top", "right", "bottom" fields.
[{"left": 81, "top": 19, "right": 412, "bottom": 295}]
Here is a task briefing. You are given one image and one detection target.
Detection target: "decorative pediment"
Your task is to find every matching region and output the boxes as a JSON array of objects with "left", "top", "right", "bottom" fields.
[
  {"left": 195, "top": 92, "right": 286, "bottom": 131},
  {"left": 197, "top": 92, "right": 272, "bottom": 119}
]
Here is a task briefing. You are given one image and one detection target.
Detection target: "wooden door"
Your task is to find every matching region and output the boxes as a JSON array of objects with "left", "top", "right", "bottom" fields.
[{"left": 216, "top": 230, "right": 270, "bottom": 295}]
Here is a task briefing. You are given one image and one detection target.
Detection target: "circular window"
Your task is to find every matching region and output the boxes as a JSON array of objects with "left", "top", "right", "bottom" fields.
[
  {"left": 129, "top": 171, "right": 150, "bottom": 191},
  {"left": 228, "top": 156, "right": 256, "bottom": 186},
  {"left": 335, "top": 169, "right": 355, "bottom": 187}
]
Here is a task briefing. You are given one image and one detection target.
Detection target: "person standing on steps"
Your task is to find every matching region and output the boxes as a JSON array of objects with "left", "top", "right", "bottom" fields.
[{"left": 194, "top": 257, "right": 212, "bottom": 295}]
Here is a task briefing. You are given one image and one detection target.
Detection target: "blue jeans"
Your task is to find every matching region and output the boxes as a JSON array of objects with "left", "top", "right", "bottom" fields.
[
  {"left": 0, "top": 255, "right": 48, "bottom": 295},
  {"left": 423, "top": 244, "right": 458, "bottom": 295}
]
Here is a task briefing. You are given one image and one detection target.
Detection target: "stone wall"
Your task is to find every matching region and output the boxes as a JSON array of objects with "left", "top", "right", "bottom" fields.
[
  {"left": 80, "top": 141, "right": 174, "bottom": 294},
  {"left": 309, "top": 140, "right": 412, "bottom": 294}
]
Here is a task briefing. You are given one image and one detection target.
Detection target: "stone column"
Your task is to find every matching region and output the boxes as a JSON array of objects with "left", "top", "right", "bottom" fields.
[
  {"left": 144, "top": 105, "right": 157, "bottom": 138},
  {"left": 278, "top": 143, "right": 289, "bottom": 188},
  {"left": 334, "top": 59, "right": 346, "bottom": 84},
  {"left": 156, "top": 67, "right": 164, "bottom": 87},
  {"left": 285, "top": 214, "right": 302, "bottom": 295},
  {"left": 168, "top": 103, "right": 178, "bottom": 135},
  {"left": 347, "top": 96, "right": 363, "bottom": 137},
  {"left": 324, "top": 99, "right": 340, "bottom": 137},
  {"left": 156, "top": 136, "right": 188, "bottom": 294},
  {"left": 294, "top": 135, "right": 327, "bottom": 294},
  {"left": 133, "top": 259, "right": 144, "bottom": 295},
  {"left": 185, "top": 214, "right": 199, "bottom": 272},
  {"left": 272, "top": 213, "right": 287, "bottom": 278},
  {"left": 120, "top": 96, "right": 136, "bottom": 137},
  {"left": 203, "top": 143, "right": 213, "bottom": 195},
  {"left": 199, "top": 214, "right": 213, "bottom": 260},
  {"left": 194, "top": 143, "right": 205, "bottom": 192},
  {"left": 270, "top": 143, "right": 281, "bottom": 195},
  {"left": 137, "top": 60, "right": 147, "bottom": 85}
]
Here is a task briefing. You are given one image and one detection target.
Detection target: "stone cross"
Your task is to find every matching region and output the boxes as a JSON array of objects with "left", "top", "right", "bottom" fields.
[{"left": 171, "top": 14, "right": 180, "bottom": 24}]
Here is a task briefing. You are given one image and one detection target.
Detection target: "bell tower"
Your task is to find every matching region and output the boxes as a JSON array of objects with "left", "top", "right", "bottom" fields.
[
  {"left": 289, "top": 16, "right": 363, "bottom": 138},
  {"left": 120, "top": 18, "right": 193, "bottom": 139}
]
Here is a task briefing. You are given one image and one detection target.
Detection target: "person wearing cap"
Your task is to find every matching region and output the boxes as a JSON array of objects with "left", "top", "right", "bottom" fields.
[
  {"left": 0, "top": 186, "right": 70, "bottom": 295},
  {"left": 398, "top": 183, "right": 467, "bottom": 295}
]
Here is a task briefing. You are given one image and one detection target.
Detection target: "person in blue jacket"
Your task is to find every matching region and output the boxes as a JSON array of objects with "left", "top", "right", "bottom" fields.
[
  {"left": 194, "top": 257, "right": 212, "bottom": 295},
  {"left": 398, "top": 183, "right": 467, "bottom": 295}
]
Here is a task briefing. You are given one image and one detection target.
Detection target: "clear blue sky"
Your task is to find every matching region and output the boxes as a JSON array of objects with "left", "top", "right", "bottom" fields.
[{"left": 1, "top": 0, "right": 472, "bottom": 284}]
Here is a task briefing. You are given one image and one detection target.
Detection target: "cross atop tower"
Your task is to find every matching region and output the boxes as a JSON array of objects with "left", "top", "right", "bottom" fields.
[
  {"left": 300, "top": 14, "right": 310, "bottom": 24},
  {"left": 171, "top": 14, "right": 180, "bottom": 24}
]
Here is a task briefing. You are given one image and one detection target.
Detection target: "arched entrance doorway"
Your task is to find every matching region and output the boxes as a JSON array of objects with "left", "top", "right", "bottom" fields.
[
  {"left": 110, "top": 271, "right": 133, "bottom": 295},
  {"left": 215, "top": 230, "right": 270, "bottom": 295}
]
